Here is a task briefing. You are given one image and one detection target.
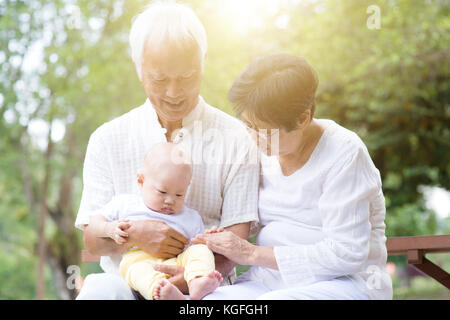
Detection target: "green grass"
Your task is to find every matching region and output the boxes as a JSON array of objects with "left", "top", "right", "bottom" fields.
[
  {"left": 394, "top": 277, "right": 450, "bottom": 300},
  {"left": 391, "top": 253, "right": 450, "bottom": 299},
  {"left": 236, "top": 264, "right": 251, "bottom": 277}
]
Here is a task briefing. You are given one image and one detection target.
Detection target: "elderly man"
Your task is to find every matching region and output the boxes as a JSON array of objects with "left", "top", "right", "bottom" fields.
[{"left": 75, "top": 2, "right": 259, "bottom": 300}]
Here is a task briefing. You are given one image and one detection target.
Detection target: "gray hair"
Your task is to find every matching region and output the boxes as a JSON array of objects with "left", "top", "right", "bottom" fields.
[{"left": 129, "top": 1, "right": 208, "bottom": 79}]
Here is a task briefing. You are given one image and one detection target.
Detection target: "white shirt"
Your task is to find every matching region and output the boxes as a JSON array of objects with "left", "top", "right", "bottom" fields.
[
  {"left": 97, "top": 194, "right": 205, "bottom": 241},
  {"left": 75, "top": 97, "right": 259, "bottom": 274},
  {"left": 249, "top": 119, "right": 392, "bottom": 300}
]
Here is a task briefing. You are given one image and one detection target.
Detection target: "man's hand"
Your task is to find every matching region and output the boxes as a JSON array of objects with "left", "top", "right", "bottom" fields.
[
  {"left": 153, "top": 264, "right": 188, "bottom": 294},
  {"left": 127, "top": 220, "right": 189, "bottom": 259}
]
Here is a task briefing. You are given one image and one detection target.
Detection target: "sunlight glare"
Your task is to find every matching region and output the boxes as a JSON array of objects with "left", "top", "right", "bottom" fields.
[{"left": 220, "top": 0, "right": 289, "bottom": 34}]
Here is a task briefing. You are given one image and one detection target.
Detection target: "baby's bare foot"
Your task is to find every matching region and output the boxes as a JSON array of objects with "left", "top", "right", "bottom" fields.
[
  {"left": 153, "top": 279, "right": 186, "bottom": 300},
  {"left": 188, "top": 270, "right": 223, "bottom": 300}
]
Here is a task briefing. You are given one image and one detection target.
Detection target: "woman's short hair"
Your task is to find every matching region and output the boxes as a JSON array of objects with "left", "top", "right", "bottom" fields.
[
  {"left": 129, "top": 1, "right": 207, "bottom": 79},
  {"left": 228, "top": 53, "right": 319, "bottom": 132}
]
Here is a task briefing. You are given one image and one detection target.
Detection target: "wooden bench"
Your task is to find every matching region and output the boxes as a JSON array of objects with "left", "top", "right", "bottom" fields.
[
  {"left": 386, "top": 235, "right": 450, "bottom": 289},
  {"left": 82, "top": 234, "right": 450, "bottom": 289}
]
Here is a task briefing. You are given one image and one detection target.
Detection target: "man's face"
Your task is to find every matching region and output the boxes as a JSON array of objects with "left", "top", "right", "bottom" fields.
[{"left": 139, "top": 42, "right": 203, "bottom": 124}]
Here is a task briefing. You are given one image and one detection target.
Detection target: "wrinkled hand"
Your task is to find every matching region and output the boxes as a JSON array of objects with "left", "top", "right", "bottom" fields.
[
  {"left": 192, "top": 227, "right": 255, "bottom": 266},
  {"left": 107, "top": 219, "right": 130, "bottom": 245},
  {"left": 127, "top": 220, "right": 189, "bottom": 259},
  {"left": 153, "top": 264, "right": 188, "bottom": 294}
]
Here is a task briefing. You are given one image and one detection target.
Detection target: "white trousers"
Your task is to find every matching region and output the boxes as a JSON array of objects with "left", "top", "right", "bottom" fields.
[
  {"left": 76, "top": 273, "right": 136, "bottom": 300},
  {"left": 76, "top": 272, "right": 193, "bottom": 300},
  {"left": 204, "top": 276, "right": 370, "bottom": 300},
  {"left": 76, "top": 273, "right": 370, "bottom": 300}
]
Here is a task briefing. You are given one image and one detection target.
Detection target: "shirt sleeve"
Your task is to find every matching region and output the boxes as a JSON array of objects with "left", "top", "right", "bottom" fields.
[
  {"left": 196, "top": 214, "right": 205, "bottom": 236},
  {"left": 186, "top": 210, "right": 205, "bottom": 241},
  {"left": 274, "top": 145, "right": 380, "bottom": 286},
  {"left": 219, "top": 136, "right": 260, "bottom": 229},
  {"left": 92, "top": 195, "right": 123, "bottom": 222},
  {"left": 75, "top": 127, "right": 115, "bottom": 230}
]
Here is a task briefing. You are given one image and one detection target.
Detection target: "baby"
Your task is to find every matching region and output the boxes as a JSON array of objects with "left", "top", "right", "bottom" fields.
[{"left": 88, "top": 142, "right": 222, "bottom": 300}]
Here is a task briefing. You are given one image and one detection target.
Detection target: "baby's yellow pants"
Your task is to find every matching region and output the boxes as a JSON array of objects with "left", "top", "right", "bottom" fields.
[{"left": 119, "top": 244, "right": 215, "bottom": 300}]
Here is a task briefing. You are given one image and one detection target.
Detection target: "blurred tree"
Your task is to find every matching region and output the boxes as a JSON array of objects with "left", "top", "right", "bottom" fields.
[
  {"left": 1, "top": 0, "right": 145, "bottom": 299},
  {"left": 289, "top": 0, "right": 450, "bottom": 237}
]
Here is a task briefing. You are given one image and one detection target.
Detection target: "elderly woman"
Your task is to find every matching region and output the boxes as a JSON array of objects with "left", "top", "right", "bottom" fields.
[{"left": 194, "top": 53, "right": 393, "bottom": 300}]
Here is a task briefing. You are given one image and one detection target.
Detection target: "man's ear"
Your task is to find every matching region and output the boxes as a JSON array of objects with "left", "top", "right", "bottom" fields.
[
  {"left": 133, "top": 60, "right": 143, "bottom": 83},
  {"left": 199, "top": 52, "right": 207, "bottom": 74}
]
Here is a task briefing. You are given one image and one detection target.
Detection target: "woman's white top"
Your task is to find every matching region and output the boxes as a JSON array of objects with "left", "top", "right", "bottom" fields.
[{"left": 251, "top": 119, "right": 392, "bottom": 300}]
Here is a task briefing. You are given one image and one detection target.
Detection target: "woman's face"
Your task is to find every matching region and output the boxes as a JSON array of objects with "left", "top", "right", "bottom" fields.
[{"left": 241, "top": 111, "right": 304, "bottom": 157}]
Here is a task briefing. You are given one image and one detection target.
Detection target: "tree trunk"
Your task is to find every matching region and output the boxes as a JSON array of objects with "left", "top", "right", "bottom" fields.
[
  {"left": 47, "top": 129, "right": 82, "bottom": 300},
  {"left": 36, "top": 120, "right": 54, "bottom": 300},
  {"left": 36, "top": 206, "right": 47, "bottom": 300}
]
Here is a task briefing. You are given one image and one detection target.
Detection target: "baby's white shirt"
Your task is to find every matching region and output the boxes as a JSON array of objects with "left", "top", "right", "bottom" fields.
[{"left": 94, "top": 193, "right": 205, "bottom": 244}]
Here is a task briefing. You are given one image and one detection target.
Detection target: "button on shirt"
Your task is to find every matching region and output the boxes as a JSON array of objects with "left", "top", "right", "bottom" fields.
[{"left": 75, "top": 97, "right": 259, "bottom": 274}]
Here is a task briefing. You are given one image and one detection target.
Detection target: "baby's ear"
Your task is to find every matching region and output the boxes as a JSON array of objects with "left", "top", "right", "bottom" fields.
[{"left": 136, "top": 173, "right": 144, "bottom": 186}]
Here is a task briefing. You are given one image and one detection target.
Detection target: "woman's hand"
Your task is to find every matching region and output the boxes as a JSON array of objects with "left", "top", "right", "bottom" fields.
[{"left": 192, "top": 227, "right": 256, "bottom": 266}]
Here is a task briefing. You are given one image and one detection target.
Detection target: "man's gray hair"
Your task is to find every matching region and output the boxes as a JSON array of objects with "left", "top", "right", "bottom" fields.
[{"left": 129, "top": 1, "right": 208, "bottom": 79}]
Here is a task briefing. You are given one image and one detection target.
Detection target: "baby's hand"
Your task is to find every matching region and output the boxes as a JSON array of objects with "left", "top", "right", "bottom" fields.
[
  {"left": 107, "top": 219, "right": 131, "bottom": 245},
  {"left": 192, "top": 226, "right": 224, "bottom": 244},
  {"left": 204, "top": 226, "right": 224, "bottom": 234},
  {"left": 191, "top": 226, "right": 225, "bottom": 245}
]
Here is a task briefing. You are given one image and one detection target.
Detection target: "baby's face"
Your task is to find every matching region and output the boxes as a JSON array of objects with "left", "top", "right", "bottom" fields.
[{"left": 138, "top": 166, "right": 191, "bottom": 215}]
